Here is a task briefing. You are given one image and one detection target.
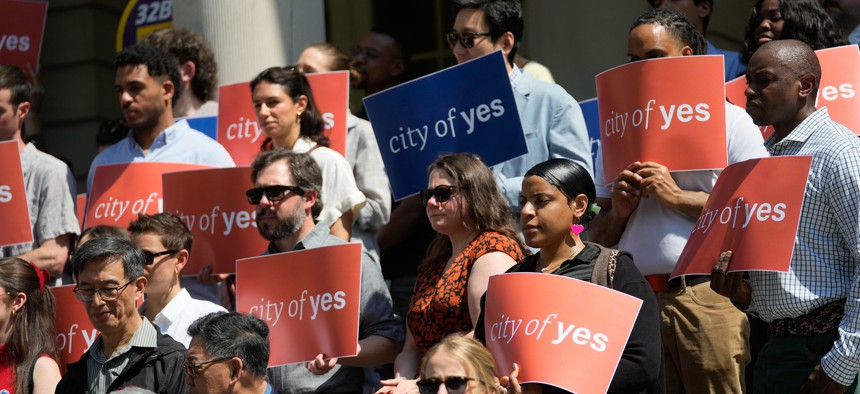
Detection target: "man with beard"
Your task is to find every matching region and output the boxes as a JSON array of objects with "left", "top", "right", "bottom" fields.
[
  {"left": 247, "top": 149, "right": 402, "bottom": 393},
  {"left": 87, "top": 44, "right": 234, "bottom": 192}
]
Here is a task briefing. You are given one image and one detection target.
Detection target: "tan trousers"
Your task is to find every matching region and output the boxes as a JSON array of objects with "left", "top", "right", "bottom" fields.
[{"left": 658, "top": 278, "right": 751, "bottom": 394}]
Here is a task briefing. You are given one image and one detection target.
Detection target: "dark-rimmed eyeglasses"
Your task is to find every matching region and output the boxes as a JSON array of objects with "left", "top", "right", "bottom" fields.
[
  {"left": 417, "top": 376, "right": 475, "bottom": 394},
  {"left": 143, "top": 249, "right": 178, "bottom": 265},
  {"left": 184, "top": 356, "right": 234, "bottom": 378},
  {"left": 446, "top": 32, "right": 492, "bottom": 49},
  {"left": 246, "top": 185, "right": 306, "bottom": 205},
  {"left": 420, "top": 185, "right": 459, "bottom": 206},
  {"left": 73, "top": 280, "right": 133, "bottom": 302}
]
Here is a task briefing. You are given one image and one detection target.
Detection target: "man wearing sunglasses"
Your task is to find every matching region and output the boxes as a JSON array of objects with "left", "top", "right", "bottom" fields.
[
  {"left": 248, "top": 149, "right": 402, "bottom": 393},
  {"left": 57, "top": 236, "right": 187, "bottom": 393},
  {"left": 449, "top": 0, "right": 593, "bottom": 211},
  {"left": 128, "top": 212, "right": 226, "bottom": 348},
  {"left": 185, "top": 312, "right": 277, "bottom": 394}
]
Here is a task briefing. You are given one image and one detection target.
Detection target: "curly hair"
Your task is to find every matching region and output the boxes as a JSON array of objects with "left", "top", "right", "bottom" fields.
[
  {"left": 631, "top": 8, "right": 707, "bottom": 56},
  {"left": 116, "top": 44, "right": 182, "bottom": 106},
  {"left": 141, "top": 28, "right": 218, "bottom": 102},
  {"left": 423, "top": 153, "right": 527, "bottom": 265},
  {"left": 742, "top": 0, "right": 848, "bottom": 64}
]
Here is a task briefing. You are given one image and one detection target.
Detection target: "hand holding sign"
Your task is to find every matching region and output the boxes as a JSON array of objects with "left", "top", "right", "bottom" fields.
[{"left": 710, "top": 251, "right": 752, "bottom": 306}]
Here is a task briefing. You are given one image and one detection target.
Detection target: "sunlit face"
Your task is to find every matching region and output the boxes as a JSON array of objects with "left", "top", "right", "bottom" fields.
[
  {"left": 251, "top": 81, "right": 306, "bottom": 145},
  {"left": 297, "top": 47, "right": 334, "bottom": 74},
  {"left": 0, "top": 89, "right": 26, "bottom": 142},
  {"left": 115, "top": 65, "right": 171, "bottom": 132},
  {"left": 421, "top": 350, "right": 485, "bottom": 394},
  {"left": 628, "top": 23, "right": 693, "bottom": 62},
  {"left": 76, "top": 259, "right": 145, "bottom": 336},
  {"left": 451, "top": 8, "right": 503, "bottom": 64},
  {"left": 753, "top": 0, "right": 784, "bottom": 47},
  {"left": 744, "top": 46, "right": 801, "bottom": 130},
  {"left": 253, "top": 160, "right": 310, "bottom": 242},
  {"left": 520, "top": 176, "right": 576, "bottom": 249},
  {"left": 425, "top": 168, "right": 469, "bottom": 237},
  {"left": 132, "top": 232, "right": 181, "bottom": 295},
  {"left": 185, "top": 336, "right": 235, "bottom": 394}
]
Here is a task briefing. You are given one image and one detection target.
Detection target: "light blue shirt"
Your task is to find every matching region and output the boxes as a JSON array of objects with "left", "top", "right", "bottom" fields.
[
  {"left": 86, "top": 119, "right": 235, "bottom": 192},
  {"left": 707, "top": 40, "right": 746, "bottom": 81}
]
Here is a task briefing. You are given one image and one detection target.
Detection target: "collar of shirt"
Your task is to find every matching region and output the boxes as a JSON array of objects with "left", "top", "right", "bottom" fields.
[
  {"left": 90, "top": 317, "right": 158, "bottom": 363},
  {"left": 153, "top": 288, "right": 192, "bottom": 328},
  {"left": 126, "top": 119, "right": 189, "bottom": 155},
  {"left": 266, "top": 223, "right": 331, "bottom": 254},
  {"left": 764, "top": 107, "right": 829, "bottom": 153},
  {"left": 290, "top": 136, "right": 317, "bottom": 153},
  {"left": 509, "top": 64, "right": 523, "bottom": 89}
]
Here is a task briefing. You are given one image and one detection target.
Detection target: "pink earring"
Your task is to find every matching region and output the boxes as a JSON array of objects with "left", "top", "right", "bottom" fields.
[{"left": 570, "top": 224, "right": 584, "bottom": 236}]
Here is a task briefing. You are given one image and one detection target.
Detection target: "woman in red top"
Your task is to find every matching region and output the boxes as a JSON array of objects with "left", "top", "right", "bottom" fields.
[
  {"left": 0, "top": 257, "right": 61, "bottom": 393},
  {"left": 380, "top": 153, "right": 526, "bottom": 393}
]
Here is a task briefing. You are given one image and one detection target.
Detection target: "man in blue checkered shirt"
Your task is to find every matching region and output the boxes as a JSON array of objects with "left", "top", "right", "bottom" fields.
[{"left": 712, "top": 39, "right": 860, "bottom": 393}]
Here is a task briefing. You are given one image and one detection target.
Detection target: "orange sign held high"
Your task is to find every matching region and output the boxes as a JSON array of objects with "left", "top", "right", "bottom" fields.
[
  {"left": 596, "top": 55, "right": 728, "bottom": 184},
  {"left": 484, "top": 273, "right": 643, "bottom": 394},
  {"left": 162, "top": 167, "right": 267, "bottom": 274},
  {"left": 672, "top": 156, "right": 811, "bottom": 278},
  {"left": 0, "top": 140, "right": 33, "bottom": 248},
  {"left": 0, "top": 0, "right": 48, "bottom": 76},
  {"left": 236, "top": 243, "right": 362, "bottom": 367}
]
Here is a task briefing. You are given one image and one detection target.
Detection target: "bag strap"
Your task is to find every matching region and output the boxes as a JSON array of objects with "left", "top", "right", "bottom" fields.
[{"left": 590, "top": 243, "right": 618, "bottom": 289}]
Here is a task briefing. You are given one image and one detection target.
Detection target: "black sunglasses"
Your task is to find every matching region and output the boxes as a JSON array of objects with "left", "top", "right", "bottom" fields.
[
  {"left": 143, "top": 249, "right": 178, "bottom": 265},
  {"left": 417, "top": 376, "right": 475, "bottom": 394},
  {"left": 246, "top": 185, "right": 306, "bottom": 205},
  {"left": 446, "top": 32, "right": 492, "bottom": 49},
  {"left": 420, "top": 185, "right": 458, "bottom": 206}
]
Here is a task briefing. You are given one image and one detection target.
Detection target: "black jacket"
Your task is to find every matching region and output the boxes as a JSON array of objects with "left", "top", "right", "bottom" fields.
[{"left": 55, "top": 329, "right": 188, "bottom": 394}]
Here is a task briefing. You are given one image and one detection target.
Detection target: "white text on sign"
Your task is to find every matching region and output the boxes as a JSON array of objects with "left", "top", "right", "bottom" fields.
[
  {"left": 249, "top": 290, "right": 347, "bottom": 327},
  {"left": 694, "top": 196, "right": 787, "bottom": 234},
  {"left": 389, "top": 100, "right": 505, "bottom": 153},
  {"left": 0, "top": 185, "right": 11, "bottom": 203},
  {"left": 174, "top": 207, "right": 257, "bottom": 236},
  {"left": 0, "top": 34, "right": 30, "bottom": 54},
  {"left": 604, "top": 99, "right": 711, "bottom": 138},
  {"left": 56, "top": 324, "right": 99, "bottom": 355},
  {"left": 489, "top": 313, "right": 608, "bottom": 352}
]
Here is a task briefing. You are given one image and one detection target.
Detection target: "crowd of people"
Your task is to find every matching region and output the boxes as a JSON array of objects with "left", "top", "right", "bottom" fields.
[{"left": 1, "top": 0, "right": 860, "bottom": 393}]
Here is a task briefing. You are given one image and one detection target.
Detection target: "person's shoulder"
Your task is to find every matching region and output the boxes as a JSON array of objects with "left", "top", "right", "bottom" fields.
[
  {"left": 188, "top": 298, "right": 228, "bottom": 314},
  {"left": 155, "top": 330, "right": 188, "bottom": 353},
  {"left": 91, "top": 136, "right": 132, "bottom": 166},
  {"left": 25, "top": 145, "right": 72, "bottom": 175},
  {"left": 522, "top": 73, "right": 576, "bottom": 101}
]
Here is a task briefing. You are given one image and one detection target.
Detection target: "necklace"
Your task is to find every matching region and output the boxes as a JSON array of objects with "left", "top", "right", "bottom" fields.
[{"left": 539, "top": 243, "right": 586, "bottom": 273}]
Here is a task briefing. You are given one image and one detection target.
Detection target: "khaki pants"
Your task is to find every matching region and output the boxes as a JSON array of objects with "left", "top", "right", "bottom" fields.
[{"left": 658, "top": 278, "right": 751, "bottom": 394}]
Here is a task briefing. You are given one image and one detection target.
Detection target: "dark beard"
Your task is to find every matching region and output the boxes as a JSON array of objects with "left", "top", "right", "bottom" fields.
[{"left": 256, "top": 208, "right": 305, "bottom": 241}]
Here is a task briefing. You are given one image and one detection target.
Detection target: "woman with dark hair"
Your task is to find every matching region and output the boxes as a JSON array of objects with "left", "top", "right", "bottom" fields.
[
  {"left": 250, "top": 67, "right": 365, "bottom": 240},
  {"left": 477, "top": 158, "right": 663, "bottom": 394},
  {"left": 743, "top": 0, "right": 848, "bottom": 65},
  {"left": 0, "top": 257, "right": 61, "bottom": 394},
  {"left": 380, "top": 153, "right": 525, "bottom": 393}
]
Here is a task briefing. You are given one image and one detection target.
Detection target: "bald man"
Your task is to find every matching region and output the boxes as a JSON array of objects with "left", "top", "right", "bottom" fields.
[{"left": 712, "top": 40, "right": 860, "bottom": 393}]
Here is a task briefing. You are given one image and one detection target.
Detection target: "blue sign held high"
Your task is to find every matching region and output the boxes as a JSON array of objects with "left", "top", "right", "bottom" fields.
[{"left": 364, "top": 51, "right": 527, "bottom": 200}]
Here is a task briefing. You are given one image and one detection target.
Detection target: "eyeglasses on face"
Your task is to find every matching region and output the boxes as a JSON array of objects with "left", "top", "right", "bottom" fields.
[
  {"left": 446, "top": 32, "right": 492, "bottom": 49},
  {"left": 246, "top": 185, "right": 306, "bottom": 205},
  {"left": 183, "top": 356, "right": 234, "bottom": 378},
  {"left": 417, "top": 376, "right": 475, "bottom": 394},
  {"left": 73, "top": 280, "right": 134, "bottom": 302},
  {"left": 142, "top": 249, "right": 178, "bottom": 265},
  {"left": 420, "top": 185, "right": 459, "bottom": 206}
]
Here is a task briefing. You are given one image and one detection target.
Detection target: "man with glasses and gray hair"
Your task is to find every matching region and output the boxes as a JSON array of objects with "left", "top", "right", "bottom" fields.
[
  {"left": 56, "top": 236, "right": 188, "bottom": 393},
  {"left": 185, "top": 312, "right": 278, "bottom": 394}
]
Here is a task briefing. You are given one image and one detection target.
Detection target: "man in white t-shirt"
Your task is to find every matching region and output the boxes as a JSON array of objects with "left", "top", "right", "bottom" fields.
[{"left": 589, "top": 9, "right": 768, "bottom": 393}]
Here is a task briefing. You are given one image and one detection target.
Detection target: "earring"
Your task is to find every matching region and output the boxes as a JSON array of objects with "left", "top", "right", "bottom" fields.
[
  {"left": 296, "top": 111, "right": 302, "bottom": 123},
  {"left": 10, "top": 309, "right": 16, "bottom": 317},
  {"left": 570, "top": 222, "right": 584, "bottom": 236}
]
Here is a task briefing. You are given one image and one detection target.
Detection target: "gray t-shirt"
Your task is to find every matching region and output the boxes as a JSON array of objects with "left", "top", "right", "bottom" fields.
[{"left": 1, "top": 143, "right": 79, "bottom": 257}]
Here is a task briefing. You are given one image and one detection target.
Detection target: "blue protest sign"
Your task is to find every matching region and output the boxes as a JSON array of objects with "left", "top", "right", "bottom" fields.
[
  {"left": 184, "top": 116, "right": 217, "bottom": 140},
  {"left": 364, "top": 51, "right": 527, "bottom": 200},
  {"left": 578, "top": 98, "right": 602, "bottom": 166}
]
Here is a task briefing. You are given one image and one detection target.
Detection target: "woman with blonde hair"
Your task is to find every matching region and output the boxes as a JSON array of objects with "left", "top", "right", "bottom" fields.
[
  {"left": 418, "top": 335, "right": 521, "bottom": 394},
  {"left": 0, "top": 257, "right": 61, "bottom": 393}
]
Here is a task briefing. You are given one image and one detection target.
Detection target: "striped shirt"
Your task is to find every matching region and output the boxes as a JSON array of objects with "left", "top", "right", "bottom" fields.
[
  {"left": 748, "top": 107, "right": 860, "bottom": 386},
  {"left": 86, "top": 318, "right": 158, "bottom": 393}
]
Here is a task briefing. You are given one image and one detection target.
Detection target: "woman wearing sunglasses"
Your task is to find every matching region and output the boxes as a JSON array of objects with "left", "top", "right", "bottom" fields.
[
  {"left": 418, "top": 335, "right": 521, "bottom": 394},
  {"left": 380, "top": 153, "right": 525, "bottom": 393},
  {"left": 250, "top": 66, "right": 365, "bottom": 241},
  {"left": 0, "top": 257, "right": 61, "bottom": 394},
  {"left": 475, "top": 159, "right": 663, "bottom": 393}
]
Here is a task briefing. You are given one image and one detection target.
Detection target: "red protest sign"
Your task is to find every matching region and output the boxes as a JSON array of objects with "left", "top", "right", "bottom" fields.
[
  {"left": 217, "top": 73, "right": 350, "bottom": 166},
  {"left": 0, "top": 140, "right": 33, "bottom": 248},
  {"left": 816, "top": 45, "right": 860, "bottom": 134},
  {"left": 236, "top": 243, "right": 362, "bottom": 367},
  {"left": 85, "top": 162, "right": 212, "bottom": 229},
  {"left": 672, "top": 156, "right": 811, "bottom": 278},
  {"left": 484, "top": 273, "right": 642, "bottom": 394},
  {"left": 0, "top": 0, "right": 48, "bottom": 75},
  {"left": 52, "top": 284, "right": 100, "bottom": 369},
  {"left": 76, "top": 193, "right": 86, "bottom": 231},
  {"left": 596, "top": 55, "right": 727, "bottom": 184},
  {"left": 162, "top": 167, "right": 267, "bottom": 274},
  {"left": 217, "top": 82, "right": 262, "bottom": 166},
  {"left": 725, "top": 76, "right": 774, "bottom": 140},
  {"left": 307, "top": 71, "right": 349, "bottom": 156}
]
